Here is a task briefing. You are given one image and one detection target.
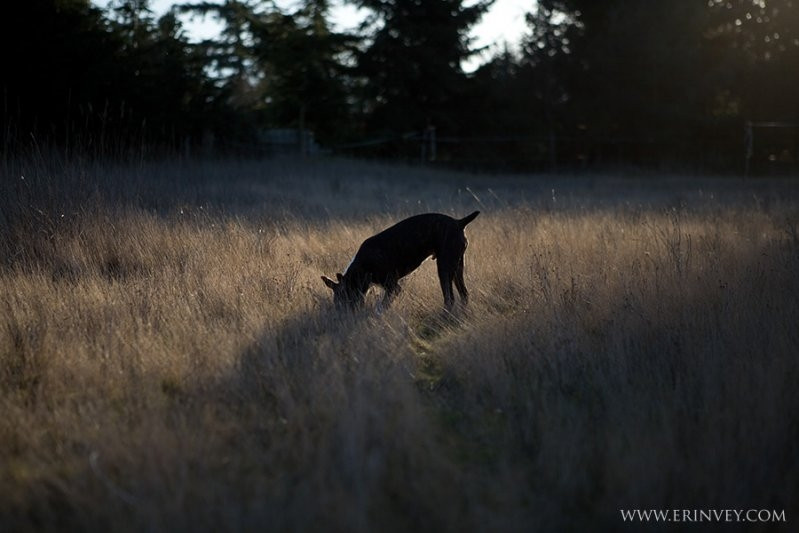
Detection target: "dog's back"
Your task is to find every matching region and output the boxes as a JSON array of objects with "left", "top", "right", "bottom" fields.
[
  {"left": 323, "top": 211, "right": 479, "bottom": 309},
  {"left": 352, "top": 212, "right": 479, "bottom": 285}
]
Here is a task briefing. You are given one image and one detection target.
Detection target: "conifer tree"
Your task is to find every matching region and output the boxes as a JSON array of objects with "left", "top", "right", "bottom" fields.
[{"left": 352, "top": 0, "right": 492, "bottom": 135}]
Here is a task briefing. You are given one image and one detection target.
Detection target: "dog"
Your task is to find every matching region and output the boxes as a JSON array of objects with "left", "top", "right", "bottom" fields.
[{"left": 322, "top": 211, "right": 480, "bottom": 310}]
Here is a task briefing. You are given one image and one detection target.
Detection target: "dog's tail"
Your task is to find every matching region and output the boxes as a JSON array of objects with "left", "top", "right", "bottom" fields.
[{"left": 458, "top": 210, "right": 480, "bottom": 229}]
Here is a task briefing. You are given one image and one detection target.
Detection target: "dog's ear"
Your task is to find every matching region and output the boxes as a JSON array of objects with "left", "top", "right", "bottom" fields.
[
  {"left": 321, "top": 275, "right": 338, "bottom": 290},
  {"left": 336, "top": 273, "right": 343, "bottom": 282}
]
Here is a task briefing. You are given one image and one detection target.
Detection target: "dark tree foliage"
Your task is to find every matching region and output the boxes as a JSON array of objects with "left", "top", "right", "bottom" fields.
[
  {"left": 177, "top": 0, "right": 358, "bottom": 147},
  {"left": 4, "top": 0, "right": 799, "bottom": 171},
  {"left": 518, "top": 1, "right": 581, "bottom": 137},
  {"left": 463, "top": 1, "right": 584, "bottom": 170},
  {"left": 105, "top": 0, "right": 217, "bottom": 148},
  {"left": 468, "top": 47, "right": 525, "bottom": 135},
  {"left": 705, "top": 0, "right": 799, "bottom": 121},
  {"left": 2, "top": 0, "right": 116, "bottom": 149},
  {"left": 353, "top": 0, "right": 493, "bottom": 137},
  {"left": 174, "top": 0, "right": 273, "bottom": 147},
  {"left": 465, "top": 0, "right": 799, "bottom": 171},
  {"left": 2, "top": 0, "right": 221, "bottom": 156},
  {"left": 564, "top": 3, "right": 713, "bottom": 134},
  {"left": 250, "top": 0, "right": 358, "bottom": 144},
  {"left": 176, "top": 1, "right": 259, "bottom": 95}
]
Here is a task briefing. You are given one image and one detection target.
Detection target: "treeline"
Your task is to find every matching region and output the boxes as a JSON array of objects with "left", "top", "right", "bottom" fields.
[{"left": 3, "top": 0, "right": 799, "bottom": 172}]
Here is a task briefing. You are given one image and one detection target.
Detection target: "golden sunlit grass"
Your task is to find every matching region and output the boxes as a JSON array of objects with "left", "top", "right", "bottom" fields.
[{"left": 1, "top": 156, "right": 797, "bottom": 531}]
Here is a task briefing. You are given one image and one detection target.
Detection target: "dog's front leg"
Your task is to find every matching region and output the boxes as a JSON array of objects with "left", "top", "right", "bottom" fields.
[
  {"left": 379, "top": 282, "right": 401, "bottom": 311},
  {"left": 436, "top": 261, "right": 456, "bottom": 310}
]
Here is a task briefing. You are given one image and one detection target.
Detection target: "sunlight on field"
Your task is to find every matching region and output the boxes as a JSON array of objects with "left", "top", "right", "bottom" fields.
[{"left": 1, "top": 157, "right": 797, "bottom": 531}]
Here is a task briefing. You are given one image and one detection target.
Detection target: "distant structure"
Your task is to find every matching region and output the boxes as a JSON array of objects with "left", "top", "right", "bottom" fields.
[
  {"left": 744, "top": 121, "right": 799, "bottom": 176},
  {"left": 258, "top": 128, "right": 319, "bottom": 156}
]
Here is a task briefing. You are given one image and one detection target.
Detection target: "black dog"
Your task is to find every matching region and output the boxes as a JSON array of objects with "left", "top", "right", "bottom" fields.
[{"left": 322, "top": 211, "right": 479, "bottom": 310}]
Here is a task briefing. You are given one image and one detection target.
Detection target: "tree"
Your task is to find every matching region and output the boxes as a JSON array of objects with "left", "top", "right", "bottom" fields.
[
  {"left": 518, "top": 1, "right": 582, "bottom": 136},
  {"left": 178, "top": 0, "right": 358, "bottom": 146},
  {"left": 706, "top": 0, "right": 799, "bottom": 121},
  {"left": 1, "top": 0, "right": 225, "bottom": 155},
  {"left": 178, "top": 1, "right": 264, "bottom": 115},
  {"left": 513, "top": 0, "right": 725, "bottom": 168},
  {"left": 352, "top": 0, "right": 493, "bottom": 137},
  {"left": 250, "top": 0, "right": 359, "bottom": 144},
  {"left": 105, "top": 0, "right": 215, "bottom": 147},
  {"left": 1, "top": 0, "right": 114, "bottom": 148}
]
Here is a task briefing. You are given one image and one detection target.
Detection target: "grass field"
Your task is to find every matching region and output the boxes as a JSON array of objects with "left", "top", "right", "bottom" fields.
[{"left": 1, "top": 156, "right": 797, "bottom": 531}]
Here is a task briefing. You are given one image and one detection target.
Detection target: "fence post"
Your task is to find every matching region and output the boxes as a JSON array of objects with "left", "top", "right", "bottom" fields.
[
  {"left": 744, "top": 121, "right": 753, "bottom": 177},
  {"left": 429, "top": 125, "right": 436, "bottom": 162},
  {"left": 421, "top": 124, "right": 436, "bottom": 163},
  {"left": 299, "top": 104, "right": 307, "bottom": 156}
]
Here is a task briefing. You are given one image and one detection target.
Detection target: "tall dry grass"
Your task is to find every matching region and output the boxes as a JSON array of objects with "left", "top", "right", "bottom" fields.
[{"left": 1, "top": 156, "right": 797, "bottom": 531}]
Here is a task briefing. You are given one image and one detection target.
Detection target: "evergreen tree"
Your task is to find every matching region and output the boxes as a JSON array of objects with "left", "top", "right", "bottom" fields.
[
  {"left": 105, "top": 0, "right": 213, "bottom": 147},
  {"left": 352, "top": 0, "right": 493, "bottom": 136},
  {"left": 517, "top": 0, "right": 722, "bottom": 167},
  {"left": 1, "top": 0, "right": 115, "bottom": 147},
  {"left": 518, "top": 1, "right": 581, "bottom": 133},
  {"left": 250, "top": 0, "right": 358, "bottom": 144},
  {"left": 2, "top": 0, "right": 223, "bottom": 154},
  {"left": 706, "top": 0, "right": 799, "bottom": 121},
  {"left": 178, "top": 1, "right": 263, "bottom": 111}
]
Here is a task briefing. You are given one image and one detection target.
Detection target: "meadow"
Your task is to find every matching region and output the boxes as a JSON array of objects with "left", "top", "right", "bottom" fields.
[{"left": 1, "top": 155, "right": 797, "bottom": 531}]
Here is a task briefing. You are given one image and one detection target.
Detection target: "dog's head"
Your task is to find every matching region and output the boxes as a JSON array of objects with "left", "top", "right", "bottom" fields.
[{"left": 321, "top": 273, "right": 365, "bottom": 309}]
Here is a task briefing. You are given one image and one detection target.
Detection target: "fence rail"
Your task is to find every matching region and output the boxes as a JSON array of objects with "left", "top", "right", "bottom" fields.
[{"left": 201, "top": 123, "right": 799, "bottom": 175}]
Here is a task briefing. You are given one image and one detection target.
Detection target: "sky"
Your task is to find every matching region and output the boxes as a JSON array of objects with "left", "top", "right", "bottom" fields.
[{"left": 93, "top": 0, "right": 533, "bottom": 71}]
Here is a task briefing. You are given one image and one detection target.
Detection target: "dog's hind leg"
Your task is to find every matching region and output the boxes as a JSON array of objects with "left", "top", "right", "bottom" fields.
[
  {"left": 453, "top": 256, "right": 468, "bottom": 305},
  {"left": 436, "top": 260, "right": 455, "bottom": 310}
]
